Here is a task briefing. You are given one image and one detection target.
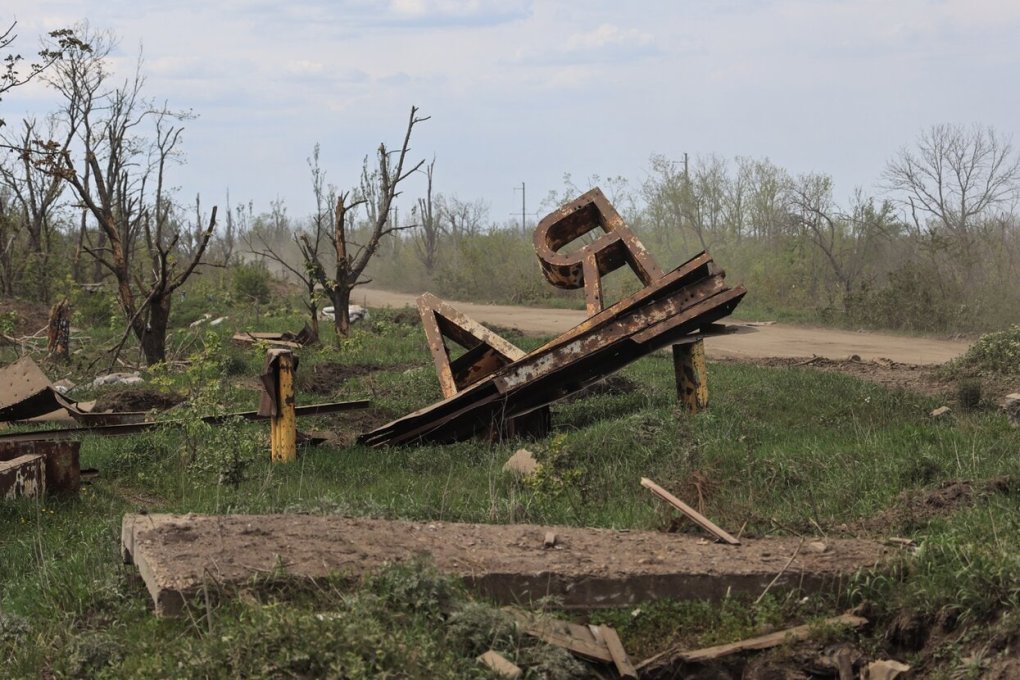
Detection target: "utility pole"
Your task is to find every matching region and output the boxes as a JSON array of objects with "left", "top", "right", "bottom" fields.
[{"left": 514, "top": 182, "right": 527, "bottom": 235}]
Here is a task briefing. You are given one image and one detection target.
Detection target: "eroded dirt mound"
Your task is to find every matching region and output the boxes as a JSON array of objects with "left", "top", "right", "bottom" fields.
[
  {"left": 93, "top": 388, "right": 186, "bottom": 413},
  {"left": 297, "top": 362, "right": 379, "bottom": 395},
  {"left": 855, "top": 478, "right": 1014, "bottom": 534}
]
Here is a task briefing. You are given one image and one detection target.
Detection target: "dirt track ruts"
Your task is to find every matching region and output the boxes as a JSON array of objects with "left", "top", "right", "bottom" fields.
[{"left": 357, "top": 288, "right": 970, "bottom": 366}]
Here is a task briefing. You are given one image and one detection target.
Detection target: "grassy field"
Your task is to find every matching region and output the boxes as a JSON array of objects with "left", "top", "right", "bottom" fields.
[{"left": 1, "top": 304, "right": 1019, "bottom": 678}]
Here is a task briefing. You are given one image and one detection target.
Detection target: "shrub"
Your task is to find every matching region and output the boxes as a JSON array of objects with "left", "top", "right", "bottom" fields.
[
  {"left": 233, "top": 263, "right": 272, "bottom": 306},
  {"left": 949, "top": 325, "right": 1020, "bottom": 376}
]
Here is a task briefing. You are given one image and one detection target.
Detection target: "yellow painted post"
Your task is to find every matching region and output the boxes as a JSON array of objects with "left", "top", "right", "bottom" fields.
[
  {"left": 673, "top": 339, "right": 708, "bottom": 412},
  {"left": 270, "top": 350, "right": 297, "bottom": 462}
]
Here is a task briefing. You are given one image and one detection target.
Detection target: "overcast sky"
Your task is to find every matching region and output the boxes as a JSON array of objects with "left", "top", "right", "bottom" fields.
[{"left": 4, "top": 0, "right": 1019, "bottom": 228}]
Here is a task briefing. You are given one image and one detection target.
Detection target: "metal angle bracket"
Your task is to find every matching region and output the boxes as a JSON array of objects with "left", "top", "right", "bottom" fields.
[{"left": 417, "top": 292, "right": 526, "bottom": 399}]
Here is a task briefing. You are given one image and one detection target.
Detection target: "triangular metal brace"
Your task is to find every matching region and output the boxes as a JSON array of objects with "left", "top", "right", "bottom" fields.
[{"left": 416, "top": 292, "right": 526, "bottom": 399}]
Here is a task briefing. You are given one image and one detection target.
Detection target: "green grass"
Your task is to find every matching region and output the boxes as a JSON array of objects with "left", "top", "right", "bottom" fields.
[{"left": 2, "top": 306, "right": 1020, "bottom": 677}]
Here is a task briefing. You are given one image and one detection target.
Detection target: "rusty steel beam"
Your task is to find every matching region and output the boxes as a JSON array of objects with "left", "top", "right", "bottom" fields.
[{"left": 0, "top": 400, "right": 371, "bottom": 444}]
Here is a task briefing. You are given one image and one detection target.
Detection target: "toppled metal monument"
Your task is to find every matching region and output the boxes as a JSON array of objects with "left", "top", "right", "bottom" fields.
[{"left": 360, "top": 188, "right": 746, "bottom": 447}]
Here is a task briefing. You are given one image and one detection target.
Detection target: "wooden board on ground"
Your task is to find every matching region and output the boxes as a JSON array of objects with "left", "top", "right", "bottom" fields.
[{"left": 637, "top": 613, "right": 868, "bottom": 671}]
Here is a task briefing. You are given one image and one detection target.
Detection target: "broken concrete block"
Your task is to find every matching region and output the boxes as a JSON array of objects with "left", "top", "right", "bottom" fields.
[
  {"left": 864, "top": 659, "right": 911, "bottom": 680},
  {"left": 0, "top": 454, "right": 46, "bottom": 500},
  {"left": 503, "top": 448, "right": 539, "bottom": 477},
  {"left": 930, "top": 406, "right": 951, "bottom": 419},
  {"left": 544, "top": 531, "right": 557, "bottom": 548},
  {"left": 477, "top": 650, "right": 521, "bottom": 678}
]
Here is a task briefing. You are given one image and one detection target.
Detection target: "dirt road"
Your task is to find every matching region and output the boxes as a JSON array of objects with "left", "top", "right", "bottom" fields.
[{"left": 357, "top": 289, "right": 970, "bottom": 366}]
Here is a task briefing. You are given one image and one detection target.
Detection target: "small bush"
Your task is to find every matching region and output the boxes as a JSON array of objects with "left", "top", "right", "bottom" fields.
[
  {"left": 233, "top": 263, "right": 273, "bottom": 306},
  {"left": 950, "top": 325, "right": 1020, "bottom": 376}
]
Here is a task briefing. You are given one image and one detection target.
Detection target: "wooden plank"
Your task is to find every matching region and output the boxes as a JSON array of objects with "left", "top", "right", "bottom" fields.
[
  {"left": 640, "top": 477, "right": 740, "bottom": 545},
  {"left": 505, "top": 608, "right": 612, "bottom": 663},
  {"left": 636, "top": 613, "right": 868, "bottom": 671},
  {"left": 598, "top": 625, "right": 638, "bottom": 679},
  {"left": 679, "top": 614, "right": 867, "bottom": 663}
]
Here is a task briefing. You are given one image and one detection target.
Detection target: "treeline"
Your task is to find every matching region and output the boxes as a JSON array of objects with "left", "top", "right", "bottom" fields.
[{"left": 365, "top": 125, "right": 1020, "bottom": 333}]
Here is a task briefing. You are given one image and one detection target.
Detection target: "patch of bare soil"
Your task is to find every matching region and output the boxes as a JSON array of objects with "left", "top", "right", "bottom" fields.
[
  {"left": 329, "top": 407, "right": 399, "bottom": 447},
  {"left": 852, "top": 477, "right": 1014, "bottom": 534},
  {"left": 296, "top": 362, "right": 379, "bottom": 396},
  {"left": 92, "top": 388, "right": 186, "bottom": 413},
  {"left": 739, "top": 355, "right": 951, "bottom": 397}
]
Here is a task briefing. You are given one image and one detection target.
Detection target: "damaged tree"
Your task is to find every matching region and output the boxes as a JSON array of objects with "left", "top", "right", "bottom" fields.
[
  {"left": 305, "top": 106, "right": 429, "bottom": 340},
  {"left": 37, "top": 29, "right": 216, "bottom": 365}
]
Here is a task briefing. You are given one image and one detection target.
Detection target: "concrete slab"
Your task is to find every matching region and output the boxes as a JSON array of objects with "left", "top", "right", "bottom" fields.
[
  {"left": 0, "top": 454, "right": 46, "bottom": 499},
  {"left": 122, "top": 514, "right": 894, "bottom": 617}
]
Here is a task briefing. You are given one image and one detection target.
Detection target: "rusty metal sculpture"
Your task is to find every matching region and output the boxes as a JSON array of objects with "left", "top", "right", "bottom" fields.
[{"left": 360, "top": 188, "right": 745, "bottom": 447}]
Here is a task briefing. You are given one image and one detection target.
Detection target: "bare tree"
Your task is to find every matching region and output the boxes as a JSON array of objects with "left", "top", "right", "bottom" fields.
[
  {"left": 787, "top": 174, "right": 896, "bottom": 310},
  {"left": 884, "top": 123, "right": 1020, "bottom": 240},
  {"left": 305, "top": 106, "right": 429, "bottom": 340},
  {"left": 440, "top": 194, "right": 488, "bottom": 238},
  {"left": 38, "top": 31, "right": 216, "bottom": 365},
  {"left": 414, "top": 158, "right": 441, "bottom": 273},
  {"left": 0, "top": 116, "right": 73, "bottom": 300}
]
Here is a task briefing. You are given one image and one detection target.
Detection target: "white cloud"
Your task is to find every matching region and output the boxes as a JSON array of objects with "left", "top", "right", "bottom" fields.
[
  {"left": 565, "top": 23, "right": 653, "bottom": 52},
  {"left": 286, "top": 59, "right": 325, "bottom": 77}
]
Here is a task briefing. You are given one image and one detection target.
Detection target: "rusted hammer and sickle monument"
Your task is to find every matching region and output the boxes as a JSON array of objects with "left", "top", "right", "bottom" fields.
[{"left": 361, "top": 188, "right": 745, "bottom": 447}]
